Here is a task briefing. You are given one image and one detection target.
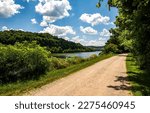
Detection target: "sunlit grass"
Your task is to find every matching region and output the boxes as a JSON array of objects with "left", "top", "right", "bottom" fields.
[{"left": 126, "top": 54, "right": 150, "bottom": 96}]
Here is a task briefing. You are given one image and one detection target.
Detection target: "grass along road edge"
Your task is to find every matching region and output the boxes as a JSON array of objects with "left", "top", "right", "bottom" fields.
[{"left": 126, "top": 54, "right": 150, "bottom": 96}]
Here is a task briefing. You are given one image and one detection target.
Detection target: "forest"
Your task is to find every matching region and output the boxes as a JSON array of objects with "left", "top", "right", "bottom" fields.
[{"left": 0, "top": 30, "right": 92, "bottom": 53}]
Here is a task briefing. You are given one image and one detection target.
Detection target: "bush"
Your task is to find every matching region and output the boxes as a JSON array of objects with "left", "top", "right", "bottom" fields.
[
  {"left": 88, "top": 54, "right": 98, "bottom": 60},
  {"left": 0, "top": 42, "right": 51, "bottom": 84},
  {"left": 50, "top": 57, "right": 69, "bottom": 69},
  {"left": 66, "top": 56, "right": 85, "bottom": 65}
]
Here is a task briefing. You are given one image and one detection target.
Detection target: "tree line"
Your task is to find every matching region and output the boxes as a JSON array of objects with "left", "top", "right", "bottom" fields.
[
  {"left": 0, "top": 30, "right": 92, "bottom": 53},
  {"left": 102, "top": 0, "right": 150, "bottom": 71}
]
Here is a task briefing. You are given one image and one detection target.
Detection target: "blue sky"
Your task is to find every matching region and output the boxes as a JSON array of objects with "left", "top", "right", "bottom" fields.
[{"left": 0, "top": 0, "right": 118, "bottom": 46}]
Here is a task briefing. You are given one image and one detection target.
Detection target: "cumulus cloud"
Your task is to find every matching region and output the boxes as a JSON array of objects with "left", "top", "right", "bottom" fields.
[
  {"left": 80, "top": 13, "right": 110, "bottom": 26},
  {"left": 69, "top": 36, "right": 106, "bottom": 46},
  {"left": 1, "top": 26, "right": 24, "bottom": 31},
  {"left": 40, "top": 21, "right": 48, "bottom": 27},
  {"left": 35, "top": 0, "right": 71, "bottom": 25},
  {"left": 99, "top": 37, "right": 108, "bottom": 41},
  {"left": 86, "top": 40, "right": 106, "bottom": 46},
  {"left": 40, "top": 24, "right": 76, "bottom": 37},
  {"left": 0, "top": 0, "right": 24, "bottom": 18},
  {"left": 105, "top": 22, "right": 115, "bottom": 25},
  {"left": 80, "top": 26, "right": 97, "bottom": 35},
  {"left": 31, "top": 18, "right": 37, "bottom": 24},
  {"left": 63, "top": 37, "right": 70, "bottom": 41},
  {"left": 100, "top": 29, "right": 112, "bottom": 37},
  {"left": 1, "top": 26, "right": 9, "bottom": 31},
  {"left": 70, "top": 36, "right": 85, "bottom": 44}
]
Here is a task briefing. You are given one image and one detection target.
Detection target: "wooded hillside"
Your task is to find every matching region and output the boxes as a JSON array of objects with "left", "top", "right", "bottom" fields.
[{"left": 0, "top": 30, "right": 92, "bottom": 53}]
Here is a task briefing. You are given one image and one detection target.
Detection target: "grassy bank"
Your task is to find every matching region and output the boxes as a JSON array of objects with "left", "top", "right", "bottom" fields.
[
  {"left": 126, "top": 54, "right": 150, "bottom": 96},
  {"left": 0, "top": 54, "right": 114, "bottom": 96}
]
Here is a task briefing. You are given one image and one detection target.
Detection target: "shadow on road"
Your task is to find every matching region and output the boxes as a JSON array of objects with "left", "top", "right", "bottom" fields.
[
  {"left": 107, "top": 54, "right": 150, "bottom": 96},
  {"left": 107, "top": 76, "right": 132, "bottom": 91},
  {"left": 107, "top": 72, "right": 150, "bottom": 95}
]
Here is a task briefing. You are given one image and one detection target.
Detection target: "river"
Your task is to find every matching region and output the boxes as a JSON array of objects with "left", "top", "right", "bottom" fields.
[{"left": 52, "top": 51, "right": 101, "bottom": 58}]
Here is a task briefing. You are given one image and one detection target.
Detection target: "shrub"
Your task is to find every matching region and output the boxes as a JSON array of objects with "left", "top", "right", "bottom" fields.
[
  {"left": 88, "top": 54, "right": 98, "bottom": 60},
  {"left": 66, "top": 56, "right": 85, "bottom": 65},
  {"left": 50, "top": 57, "right": 69, "bottom": 69},
  {"left": 0, "top": 42, "right": 50, "bottom": 84}
]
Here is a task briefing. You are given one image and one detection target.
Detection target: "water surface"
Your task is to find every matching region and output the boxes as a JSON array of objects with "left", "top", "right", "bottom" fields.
[{"left": 53, "top": 51, "right": 101, "bottom": 58}]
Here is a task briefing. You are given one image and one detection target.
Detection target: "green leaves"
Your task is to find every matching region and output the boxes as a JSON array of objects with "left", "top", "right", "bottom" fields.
[
  {"left": 96, "top": 0, "right": 104, "bottom": 8},
  {"left": 96, "top": 2, "right": 101, "bottom": 8},
  {"left": 0, "top": 30, "right": 90, "bottom": 53},
  {"left": 105, "top": 0, "right": 150, "bottom": 71},
  {"left": 0, "top": 42, "right": 51, "bottom": 84}
]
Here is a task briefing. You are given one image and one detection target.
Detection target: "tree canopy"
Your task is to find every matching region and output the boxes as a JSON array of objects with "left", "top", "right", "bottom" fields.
[
  {"left": 0, "top": 30, "right": 92, "bottom": 53},
  {"left": 101, "top": 0, "right": 150, "bottom": 71}
]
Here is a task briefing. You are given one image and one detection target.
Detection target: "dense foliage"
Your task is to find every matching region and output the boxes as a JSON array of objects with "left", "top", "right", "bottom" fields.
[
  {"left": 102, "top": 0, "right": 150, "bottom": 71},
  {"left": 103, "top": 28, "right": 132, "bottom": 54},
  {"left": 0, "top": 41, "right": 98, "bottom": 84},
  {"left": 0, "top": 42, "right": 50, "bottom": 84},
  {"left": 0, "top": 29, "right": 98, "bottom": 84},
  {"left": 0, "top": 30, "right": 92, "bottom": 53}
]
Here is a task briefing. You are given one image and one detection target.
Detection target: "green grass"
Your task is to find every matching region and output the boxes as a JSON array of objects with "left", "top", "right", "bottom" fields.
[
  {"left": 126, "top": 54, "right": 150, "bottom": 96},
  {"left": 0, "top": 54, "right": 114, "bottom": 96}
]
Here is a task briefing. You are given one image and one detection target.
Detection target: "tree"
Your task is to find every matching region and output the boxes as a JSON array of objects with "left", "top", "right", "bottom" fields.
[
  {"left": 0, "top": 30, "right": 93, "bottom": 53},
  {"left": 104, "top": 0, "right": 150, "bottom": 71}
]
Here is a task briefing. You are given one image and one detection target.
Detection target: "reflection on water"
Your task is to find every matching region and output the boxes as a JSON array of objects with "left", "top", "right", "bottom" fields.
[{"left": 53, "top": 51, "right": 101, "bottom": 58}]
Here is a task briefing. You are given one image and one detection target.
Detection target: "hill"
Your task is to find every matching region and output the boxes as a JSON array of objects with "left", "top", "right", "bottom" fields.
[
  {"left": 0, "top": 30, "right": 92, "bottom": 53},
  {"left": 86, "top": 46, "right": 104, "bottom": 51}
]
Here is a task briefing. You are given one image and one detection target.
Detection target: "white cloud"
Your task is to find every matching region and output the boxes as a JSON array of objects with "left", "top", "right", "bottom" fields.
[
  {"left": 2, "top": 26, "right": 9, "bottom": 31},
  {"left": 31, "top": 18, "right": 37, "bottom": 24},
  {"left": 105, "top": 22, "right": 115, "bottom": 25},
  {"left": 80, "top": 26, "right": 97, "bottom": 35},
  {"left": 0, "top": 0, "right": 24, "bottom": 18},
  {"left": 63, "top": 37, "right": 70, "bottom": 41},
  {"left": 35, "top": 0, "right": 71, "bottom": 25},
  {"left": 40, "top": 21, "right": 48, "bottom": 27},
  {"left": 17, "top": 29, "right": 24, "bottom": 31},
  {"left": 86, "top": 40, "right": 106, "bottom": 46},
  {"left": 100, "top": 29, "right": 112, "bottom": 37},
  {"left": 80, "top": 13, "right": 110, "bottom": 26},
  {"left": 1, "top": 26, "right": 24, "bottom": 31},
  {"left": 70, "top": 36, "right": 106, "bottom": 46},
  {"left": 99, "top": 37, "right": 108, "bottom": 41},
  {"left": 40, "top": 24, "right": 76, "bottom": 37},
  {"left": 70, "top": 36, "right": 85, "bottom": 44}
]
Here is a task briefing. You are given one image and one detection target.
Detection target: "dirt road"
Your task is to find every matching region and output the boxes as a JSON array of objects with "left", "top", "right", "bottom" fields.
[{"left": 26, "top": 54, "right": 132, "bottom": 96}]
